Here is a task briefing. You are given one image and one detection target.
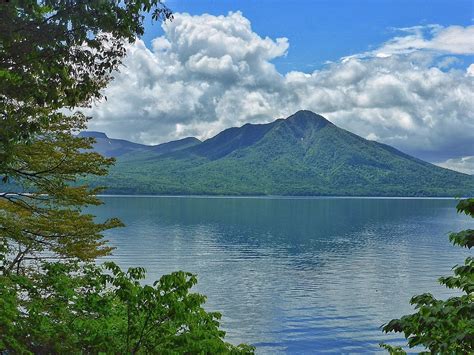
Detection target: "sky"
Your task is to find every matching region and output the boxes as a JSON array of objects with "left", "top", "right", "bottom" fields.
[{"left": 86, "top": 0, "right": 474, "bottom": 173}]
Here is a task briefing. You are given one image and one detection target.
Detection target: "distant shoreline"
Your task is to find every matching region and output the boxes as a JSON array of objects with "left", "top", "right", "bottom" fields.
[
  {"left": 97, "top": 194, "right": 462, "bottom": 200},
  {"left": 2, "top": 192, "right": 465, "bottom": 199}
]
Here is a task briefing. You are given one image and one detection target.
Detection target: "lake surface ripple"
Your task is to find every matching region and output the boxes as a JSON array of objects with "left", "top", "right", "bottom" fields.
[{"left": 91, "top": 197, "right": 473, "bottom": 354}]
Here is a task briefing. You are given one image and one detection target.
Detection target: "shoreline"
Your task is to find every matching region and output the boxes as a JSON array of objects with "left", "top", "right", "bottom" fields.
[{"left": 96, "top": 194, "right": 463, "bottom": 200}]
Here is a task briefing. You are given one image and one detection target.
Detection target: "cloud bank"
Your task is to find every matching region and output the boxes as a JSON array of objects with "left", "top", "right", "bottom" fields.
[
  {"left": 86, "top": 12, "right": 474, "bottom": 170},
  {"left": 436, "top": 156, "right": 474, "bottom": 175}
]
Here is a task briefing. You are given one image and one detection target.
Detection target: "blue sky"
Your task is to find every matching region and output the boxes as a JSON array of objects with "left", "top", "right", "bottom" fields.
[
  {"left": 143, "top": 0, "right": 473, "bottom": 73},
  {"left": 88, "top": 1, "right": 474, "bottom": 173}
]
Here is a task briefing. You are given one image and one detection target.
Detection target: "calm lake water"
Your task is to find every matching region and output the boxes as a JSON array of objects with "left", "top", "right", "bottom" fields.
[{"left": 91, "top": 197, "right": 472, "bottom": 354}]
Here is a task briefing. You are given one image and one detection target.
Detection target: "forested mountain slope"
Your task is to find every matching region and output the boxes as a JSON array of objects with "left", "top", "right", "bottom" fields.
[{"left": 87, "top": 111, "right": 474, "bottom": 196}]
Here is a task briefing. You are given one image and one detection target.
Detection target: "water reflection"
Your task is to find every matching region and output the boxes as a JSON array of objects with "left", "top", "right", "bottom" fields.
[{"left": 90, "top": 197, "right": 472, "bottom": 353}]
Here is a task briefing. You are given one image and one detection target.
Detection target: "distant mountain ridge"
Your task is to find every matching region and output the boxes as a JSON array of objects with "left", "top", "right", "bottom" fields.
[
  {"left": 78, "top": 131, "right": 201, "bottom": 158},
  {"left": 84, "top": 110, "right": 474, "bottom": 196}
]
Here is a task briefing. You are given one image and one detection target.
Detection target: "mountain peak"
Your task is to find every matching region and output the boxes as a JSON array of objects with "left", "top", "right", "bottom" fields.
[
  {"left": 287, "top": 110, "right": 330, "bottom": 123},
  {"left": 283, "top": 110, "right": 332, "bottom": 133},
  {"left": 78, "top": 131, "right": 108, "bottom": 139}
]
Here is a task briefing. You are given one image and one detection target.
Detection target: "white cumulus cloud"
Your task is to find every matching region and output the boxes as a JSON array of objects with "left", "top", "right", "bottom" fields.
[
  {"left": 86, "top": 12, "right": 474, "bottom": 164},
  {"left": 436, "top": 156, "right": 474, "bottom": 175}
]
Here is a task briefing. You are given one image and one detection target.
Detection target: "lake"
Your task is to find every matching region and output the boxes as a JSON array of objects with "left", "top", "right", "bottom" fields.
[{"left": 91, "top": 197, "right": 472, "bottom": 354}]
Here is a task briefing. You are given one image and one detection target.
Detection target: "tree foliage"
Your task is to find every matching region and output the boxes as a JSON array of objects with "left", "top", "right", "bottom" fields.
[
  {"left": 381, "top": 198, "right": 474, "bottom": 354},
  {"left": 0, "top": 261, "right": 254, "bottom": 353},
  {"left": 0, "top": 0, "right": 173, "bottom": 271},
  {"left": 0, "top": 113, "right": 122, "bottom": 274},
  {"left": 0, "top": 1, "right": 254, "bottom": 352},
  {"left": 0, "top": 0, "right": 172, "bottom": 165}
]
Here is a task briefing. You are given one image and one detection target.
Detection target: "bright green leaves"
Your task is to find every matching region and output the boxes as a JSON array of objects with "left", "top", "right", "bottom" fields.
[
  {"left": 0, "top": 261, "right": 255, "bottom": 354},
  {"left": 381, "top": 198, "right": 474, "bottom": 354},
  {"left": 382, "top": 293, "right": 474, "bottom": 353},
  {"left": 439, "top": 257, "right": 474, "bottom": 293}
]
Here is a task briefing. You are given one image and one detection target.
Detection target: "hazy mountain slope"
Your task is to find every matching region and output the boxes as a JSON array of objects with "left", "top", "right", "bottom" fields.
[
  {"left": 78, "top": 131, "right": 149, "bottom": 157},
  {"left": 78, "top": 131, "right": 200, "bottom": 158},
  {"left": 89, "top": 111, "right": 474, "bottom": 196}
]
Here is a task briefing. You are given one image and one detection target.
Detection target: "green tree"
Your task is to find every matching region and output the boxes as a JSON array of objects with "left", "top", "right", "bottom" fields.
[
  {"left": 0, "top": 1, "right": 254, "bottom": 353},
  {"left": 0, "top": 0, "right": 172, "bottom": 165},
  {"left": 381, "top": 198, "right": 474, "bottom": 354},
  {"left": 0, "top": 261, "right": 254, "bottom": 353},
  {"left": 0, "top": 113, "right": 121, "bottom": 274},
  {"left": 0, "top": 0, "right": 171, "bottom": 273}
]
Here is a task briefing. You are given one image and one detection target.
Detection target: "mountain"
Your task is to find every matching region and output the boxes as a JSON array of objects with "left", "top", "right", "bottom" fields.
[
  {"left": 78, "top": 131, "right": 200, "bottom": 158},
  {"left": 86, "top": 110, "right": 474, "bottom": 196}
]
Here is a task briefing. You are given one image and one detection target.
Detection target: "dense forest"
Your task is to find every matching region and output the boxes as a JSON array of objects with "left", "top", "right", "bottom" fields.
[{"left": 85, "top": 111, "right": 474, "bottom": 197}]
